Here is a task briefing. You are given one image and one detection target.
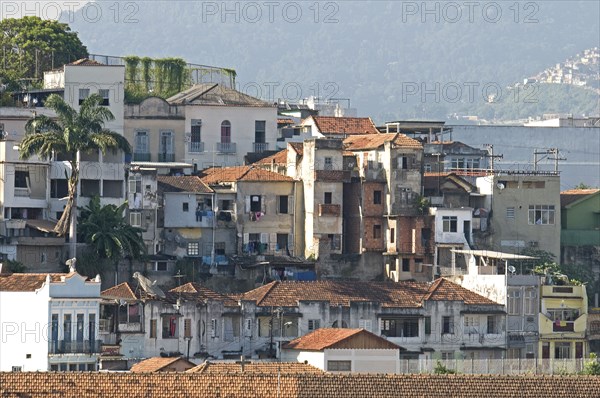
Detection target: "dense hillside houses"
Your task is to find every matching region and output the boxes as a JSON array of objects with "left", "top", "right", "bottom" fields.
[{"left": 0, "top": 54, "right": 598, "bottom": 379}]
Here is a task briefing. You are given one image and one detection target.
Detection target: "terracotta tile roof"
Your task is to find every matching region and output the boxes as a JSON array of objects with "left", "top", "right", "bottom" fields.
[
  {"left": 278, "top": 118, "right": 295, "bottom": 124},
  {"left": 130, "top": 357, "right": 195, "bottom": 372},
  {"left": 101, "top": 282, "right": 139, "bottom": 301},
  {"left": 169, "top": 282, "right": 238, "bottom": 306},
  {"left": 310, "top": 116, "right": 379, "bottom": 135},
  {"left": 560, "top": 188, "right": 599, "bottom": 207},
  {"left": 255, "top": 149, "right": 288, "bottom": 165},
  {"left": 67, "top": 58, "right": 105, "bottom": 66},
  {"left": 242, "top": 279, "right": 499, "bottom": 309},
  {"left": 344, "top": 133, "right": 422, "bottom": 151},
  {"left": 167, "top": 83, "right": 273, "bottom": 107},
  {"left": 289, "top": 142, "right": 304, "bottom": 156},
  {"left": 423, "top": 278, "right": 499, "bottom": 305},
  {"left": 0, "top": 272, "right": 76, "bottom": 292},
  {"left": 1, "top": 373, "right": 599, "bottom": 397},
  {"left": 187, "top": 361, "right": 324, "bottom": 374},
  {"left": 157, "top": 176, "right": 213, "bottom": 193},
  {"left": 200, "top": 166, "right": 293, "bottom": 184},
  {"left": 315, "top": 170, "right": 350, "bottom": 182},
  {"left": 284, "top": 328, "right": 400, "bottom": 351}
]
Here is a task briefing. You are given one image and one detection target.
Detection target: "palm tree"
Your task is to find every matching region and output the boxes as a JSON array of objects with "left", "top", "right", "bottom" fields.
[
  {"left": 19, "top": 93, "right": 131, "bottom": 246},
  {"left": 79, "top": 196, "right": 146, "bottom": 284}
]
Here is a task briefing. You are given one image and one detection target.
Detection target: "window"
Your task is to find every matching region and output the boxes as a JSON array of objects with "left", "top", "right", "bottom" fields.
[
  {"left": 324, "top": 192, "right": 332, "bottom": 204},
  {"left": 324, "top": 157, "right": 333, "bottom": 170},
  {"left": 524, "top": 289, "right": 537, "bottom": 315},
  {"left": 415, "top": 259, "right": 423, "bottom": 273},
  {"left": 155, "top": 261, "right": 168, "bottom": 271},
  {"left": 276, "top": 234, "right": 288, "bottom": 251},
  {"left": 397, "top": 156, "right": 409, "bottom": 169},
  {"left": 358, "top": 319, "right": 372, "bottom": 331},
  {"left": 118, "top": 303, "right": 141, "bottom": 324},
  {"left": 425, "top": 316, "right": 431, "bottom": 335},
  {"left": 255, "top": 120, "right": 266, "bottom": 143},
  {"left": 381, "top": 318, "right": 419, "bottom": 337},
  {"left": 12, "top": 366, "right": 22, "bottom": 372},
  {"left": 507, "top": 290, "right": 522, "bottom": 315},
  {"left": 159, "top": 131, "right": 174, "bottom": 160},
  {"left": 442, "top": 316, "right": 454, "bottom": 334},
  {"left": 98, "top": 89, "right": 110, "bottom": 105},
  {"left": 183, "top": 202, "right": 189, "bottom": 212},
  {"left": 464, "top": 316, "right": 480, "bottom": 333},
  {"left": 14, "top": 170, "right": 29, "bottom": 188},
  {"left": 162, "top": 315, "right": 178, "bottom": 338},
  {"left": 150, "top": 319, "right": 156, "bottom": 339},
  {"left": 308, "top": 319, "right": 320, "bottom": 331},
  {"left": 184, "top": 319, "right": 192, "bottom": 338},
  {"left": 221, "top": 120, "right": 231, "bottom": 143},
  {"left": 220, "top": 199, "right": 232, "bottom": 211},
  {"left": 130, "top": 212, "right": 142, "bottom": 227},
  {"left": 373, "top": 224, "right": 382, "bottom": 239},
  {"left": 63, "top": 314, "right": 72, "bottom": 342},
  {"left": 373, "top": 190, "right": 382, "bottom": 205},
  {"left": 250, "top": 195, "right": 262, "bottom": 212},
  {"left": 442, "top": 216, "right": 458, "bottom": 232},
  {"left": 441, "top": 352, "right": 454, "bottom": 360},
  {"left": 278, "top": 195, "right": 289, "bottom": 214},
  {"left": 187, "top": 242, "right": 199, "bottom": 256},
  {"left": 78, "top": 88, "right": 89, "bottom": 105},
  {"left": 215, "top": 242, "right": 226, "bottom": 256},
  {"left": 328, "top": 234, "right": 341, "bottom": 250},
  {"left": 555, "top": 342, "right": 571, "bottom": 359},
  {"left": 190, "top": 119, "right": 202, "bottom": 152},
  {"left": 506, "top": 207, "right": 515, "bottom": 219},
  {"left": 487, "top": 316, "right": 497, "bottom": 334},
  {"left": 210, "top": 319, "right": 218, "bottom": 338},
  {"left": 50, "top": 179, "right": 69, "bottom": 199},
  {"left": 390, "top": 228, "right": 395, "bottom": 244},
  {"left": 134, "top": 131, "right": 149, "bottom": 157},
  {"left": 402, "top": 258, "right": 410, "bottom": 272},
  {"left": 424, "top": 163, "right": 432, "bottom": 172},
  {"left": 327, "top": 360, "right": 351, "bottom": 372},
  {"left": 129, "top": 174, "right": 142, "bottom": 194},
  {"left": 528, "top": 205, "right": 555, "bottom": 225}
]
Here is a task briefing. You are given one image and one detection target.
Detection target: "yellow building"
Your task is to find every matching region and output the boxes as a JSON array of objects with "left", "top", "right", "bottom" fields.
[{"left": 539, "top": 284, "right": 588, "bottom": 360}]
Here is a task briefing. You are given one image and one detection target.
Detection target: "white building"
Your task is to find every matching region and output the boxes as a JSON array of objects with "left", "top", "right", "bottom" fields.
[
  {"left": 0, "top": 266, "right": 102, "bottom": 371},
  {"left": 167, "top": 84, "right": 278, "bottom": 172},
  {"left": 282, "top": 328, "right": 401, "bottom": 373}
]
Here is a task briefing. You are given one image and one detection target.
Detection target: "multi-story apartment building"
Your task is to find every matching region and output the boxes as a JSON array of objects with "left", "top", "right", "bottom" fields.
[
  {"left": 167, "top": 84, "right": 278, "bottom": 171},
  {"left": 0, "top": 267, "right": 102, "bottom": 371}
]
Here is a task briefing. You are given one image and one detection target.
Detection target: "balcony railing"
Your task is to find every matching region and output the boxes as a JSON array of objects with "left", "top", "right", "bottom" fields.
[
  {"left": 133, "top": 152, "right": 151, "bottom": 161},
  {"left": 553, "top": 322, "right": 575, "bottom": 332},
  {"left": 217, "top": 142, "right": 236, "bottom": 153},
  {"left": 48, "top": 340, "right": 102, "bottom": 354},
  {"left": 14, "top": 187, "right": 29, "bottom": 197},
  {"left": 318, "top": 204, "right": 341, "bottom": 217},
  {"left": 158, "top": 153, "right": 175, "bottom": 162},
  {"left": 253, "top": 142, "right": 269, "bottom": 153},
  {"left": 189, "top": 141, "right": 205, "bottom": 153}
]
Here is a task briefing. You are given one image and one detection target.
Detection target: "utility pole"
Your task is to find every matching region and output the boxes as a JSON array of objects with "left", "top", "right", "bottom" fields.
[
  {"left": 548, "top": 148, "right": 566, "bottom": 173},
  {"left": 484, "top": 144, "right": 503, "bottom": 172}
]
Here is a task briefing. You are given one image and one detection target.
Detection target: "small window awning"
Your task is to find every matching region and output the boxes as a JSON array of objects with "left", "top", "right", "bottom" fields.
[{"left": 26, "top": 219, "right": 57, "bottom": 234}]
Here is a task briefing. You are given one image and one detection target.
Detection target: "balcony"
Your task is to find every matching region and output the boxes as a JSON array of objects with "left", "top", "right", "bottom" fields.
[
  {"left": 217, "top": 142, "right": 236, "bottom": 154},
  {"left": 189, "top": 141, "right": 205, "bottom": 153},
  {"left": 158, "top": 153, "right": 175, "bottom": 162},
  {"left": 48, "top": 340, "right": 102, "bottom": 354},
  {"left": 553, "top": 321, "right": 575, "bottom": 332},
  {"left": 14, "top": 187, "right": 29, "bottom": 197},
  {"left": 253, "top": 142, "right": 269, "bottom": 153},
  {"left": 318, "top": 204, "right": 341, "bottom": 217},
  {"left": 133, "top": 152, "right": 151, "bottom": 162}
]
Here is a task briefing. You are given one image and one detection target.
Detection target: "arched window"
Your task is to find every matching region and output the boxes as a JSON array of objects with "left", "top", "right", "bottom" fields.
[{"left": 221, "top": 120, "right": 231, "bottom": 143}]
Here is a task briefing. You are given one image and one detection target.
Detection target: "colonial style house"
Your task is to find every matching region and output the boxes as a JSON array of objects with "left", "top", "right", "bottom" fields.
[{"left": 0, "top": 266, "right": 102, "bottom": 371}]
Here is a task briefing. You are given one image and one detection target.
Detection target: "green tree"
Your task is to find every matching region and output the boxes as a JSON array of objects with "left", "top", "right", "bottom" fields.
[
  {"left": 0, "top": 16, "right": 88, "bottom": 88},
  {"left": 78, "top": 196, "right": 146, "bottom": 283},
  {"left": 19, "top": 94, "right": 131, "bottom": 239}
]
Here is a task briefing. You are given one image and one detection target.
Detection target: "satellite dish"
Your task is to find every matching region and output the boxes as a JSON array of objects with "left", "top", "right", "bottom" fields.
[
  {"left": 133, "top": 272, "right": 166, "bottom": 298},
  {"left": 508, "top": 265, "right": 516, "bottom": 275},
  {"left": 496, "top": 183, "right": 505, "bottom": 190}
]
